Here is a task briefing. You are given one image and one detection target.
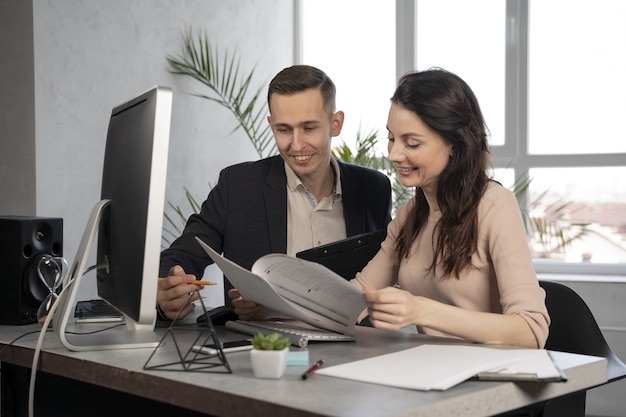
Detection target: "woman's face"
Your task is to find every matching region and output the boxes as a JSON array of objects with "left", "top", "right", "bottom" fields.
[{"left": 386, "top": 103, "right": 453, "bottom": 196}]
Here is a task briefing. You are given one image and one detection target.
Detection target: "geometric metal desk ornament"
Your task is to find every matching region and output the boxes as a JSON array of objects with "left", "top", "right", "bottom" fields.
[{"left": 143, "top": 289, "right": 232, "bottom": 373}]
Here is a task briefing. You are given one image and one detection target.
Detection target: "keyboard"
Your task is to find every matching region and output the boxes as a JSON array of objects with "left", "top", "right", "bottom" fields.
[{"left": 225, "top": 320, "right": 355, "bottom": 348}]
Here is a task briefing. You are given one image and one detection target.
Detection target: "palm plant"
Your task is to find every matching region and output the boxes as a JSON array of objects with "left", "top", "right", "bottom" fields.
[
  {"left": 162, "top": 187, "right": 202, "bottom": 247},
  {"left": 508, "top": 171, "right": 588, "bottom": 258},
  {"left": 527, "top": 190, "right": 589, "bottom": 258},
  {"left": 167, "top": 29, "right": 275, "bottom": 159},
  {"left": 332, "top": 128, "right": 412, "bottom": 211},
  {"left": 162, "top": 30, "right": 276, "bottom": 246}
]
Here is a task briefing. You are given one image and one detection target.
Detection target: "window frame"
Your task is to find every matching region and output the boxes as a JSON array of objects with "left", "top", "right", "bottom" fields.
[
  {"left": 499, "top": 0, "right": 626, "bottom": 275},
  {"left": 295, "top": 0, "right": 626, "bottom": 276}
]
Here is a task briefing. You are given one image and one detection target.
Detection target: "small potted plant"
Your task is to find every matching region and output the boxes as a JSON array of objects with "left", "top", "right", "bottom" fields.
[{"left": 250, "top": 332, "right": 291, "bottom": 379}]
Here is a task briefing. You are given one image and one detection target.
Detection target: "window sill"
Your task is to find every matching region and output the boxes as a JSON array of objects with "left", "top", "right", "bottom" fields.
[
  {"left": 538, "top": 273, "right": 626, "bottom": 284},
  {"left": 533, "top": 259, "right": 626, "bottom": 279}
]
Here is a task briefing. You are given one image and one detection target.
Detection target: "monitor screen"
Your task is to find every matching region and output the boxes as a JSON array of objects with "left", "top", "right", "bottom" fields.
[
  {"left": 97, "top": 87, "right": 170, "bottom": 326},
  {"left": 53, "top": 86, "right": 172, "bottom": 350}
]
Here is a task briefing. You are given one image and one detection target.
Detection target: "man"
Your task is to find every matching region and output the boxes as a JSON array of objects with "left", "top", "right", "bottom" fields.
[{"left": 158, "top": 65, "right": 391, "bottom": 320}]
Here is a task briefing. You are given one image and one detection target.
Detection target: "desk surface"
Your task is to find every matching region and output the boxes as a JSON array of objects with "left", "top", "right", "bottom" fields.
[{"left": 1, "top": 322, "right": 608, "bottom": 417}]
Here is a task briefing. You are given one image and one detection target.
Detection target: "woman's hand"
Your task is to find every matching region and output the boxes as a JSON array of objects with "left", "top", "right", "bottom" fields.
[
  {"left": 364, "top": 286, "right": 540, "bottom": 348},
  {"left": 363, "top": 286, "right": 421, "bottom": 330}
]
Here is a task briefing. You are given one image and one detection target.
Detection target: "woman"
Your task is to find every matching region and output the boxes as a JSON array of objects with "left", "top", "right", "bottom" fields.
[{"left": 356, "top": 68, "right": 549, "bottom": 349}]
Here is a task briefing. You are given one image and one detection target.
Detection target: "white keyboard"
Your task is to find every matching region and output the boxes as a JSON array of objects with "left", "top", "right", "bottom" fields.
[{"left": 225, "top": 320, "right": 355, "bottom": 348}]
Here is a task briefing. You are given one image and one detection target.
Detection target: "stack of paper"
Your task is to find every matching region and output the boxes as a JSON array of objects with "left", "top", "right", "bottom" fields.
[{"left": 315, "top": 344, "right": 566, "bottom": 391}]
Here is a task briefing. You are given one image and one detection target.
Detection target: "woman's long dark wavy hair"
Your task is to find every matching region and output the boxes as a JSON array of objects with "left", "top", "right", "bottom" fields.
[{"left": 392, "top": 68, "right": 491, "bottom": 278}]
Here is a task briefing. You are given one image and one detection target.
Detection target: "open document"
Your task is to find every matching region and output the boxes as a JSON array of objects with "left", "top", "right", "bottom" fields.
[
  {"left": 316, "top": 344, "right": 569, "bottom": 391},
  {"left": 196, "top": 237, "right": 366, "bottom": 335}
]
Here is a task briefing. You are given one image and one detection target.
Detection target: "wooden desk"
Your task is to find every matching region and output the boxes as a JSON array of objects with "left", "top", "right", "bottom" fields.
[{"left": 0, "top": 323, "right": 608, "bottom": 417}]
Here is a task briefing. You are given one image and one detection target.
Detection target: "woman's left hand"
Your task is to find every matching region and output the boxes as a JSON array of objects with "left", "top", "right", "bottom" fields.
[{"left": 363, "top": 287, "right": 422, "bottom": 330}]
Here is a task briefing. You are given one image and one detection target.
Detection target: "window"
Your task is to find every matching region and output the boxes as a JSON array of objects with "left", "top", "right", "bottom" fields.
[
  {"left": 526, "top": 0, "right": 626, "bottom": 269},
  {"left": 528, "top": 0, "right": 626, "bottom": 155},
  {"left": 298, "top": 0, "right": 395, "bottom": 154},
  {"left": 416, "top": 0, "right": 505, "bottom": 146},
  {"left": 298, "top": 0, "right": 626, "bottom": 274},
  {"left": 528, "top": 167, "right": 626, "bottom": 263}
]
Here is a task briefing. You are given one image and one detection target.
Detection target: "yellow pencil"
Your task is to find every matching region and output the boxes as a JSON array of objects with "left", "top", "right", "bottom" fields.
[{"left": 158, "top": 277, "right": 216, "bottom": 286}]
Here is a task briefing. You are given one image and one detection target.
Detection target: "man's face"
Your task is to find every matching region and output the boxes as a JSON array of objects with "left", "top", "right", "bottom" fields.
[{"left": 268, "top": 88, "right": 343, "bottom": 182}]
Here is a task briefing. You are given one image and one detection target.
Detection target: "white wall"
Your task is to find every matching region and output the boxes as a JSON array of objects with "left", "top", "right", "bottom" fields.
[
  {"left": 1, "top": 0, "right": 294, "bottom": 302},
  {"left": 0, "top": 0, "right": 36, "bottom": 215}
]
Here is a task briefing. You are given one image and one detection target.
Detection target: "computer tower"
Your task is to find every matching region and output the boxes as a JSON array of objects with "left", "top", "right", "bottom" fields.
[{"left": 0, "top": 216, "right": 63, "bottom": 325}]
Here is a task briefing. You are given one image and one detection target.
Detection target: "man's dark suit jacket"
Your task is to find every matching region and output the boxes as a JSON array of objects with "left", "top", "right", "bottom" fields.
[{"left": 160, "top": 155, "right": 392, "bottom": 304}]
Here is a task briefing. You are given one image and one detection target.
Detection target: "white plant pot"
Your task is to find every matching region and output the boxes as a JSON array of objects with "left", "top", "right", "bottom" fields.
[{"left": 250, "top": 347, "right": 289, "bottom": 379}]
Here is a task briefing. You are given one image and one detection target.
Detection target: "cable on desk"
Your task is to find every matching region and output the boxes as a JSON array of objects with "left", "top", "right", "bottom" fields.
[
  {"left": 0, "top": 329, "right": 52, "bottom": 367},
  {"left": 65, "top": 323, "right": 125, "bottom": 335}
]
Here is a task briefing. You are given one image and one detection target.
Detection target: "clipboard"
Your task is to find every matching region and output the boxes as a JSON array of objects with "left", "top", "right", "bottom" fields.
[
  {"left": 475, "top": 351, "right": 567, "bottom": 382},
  {"left": 316, "top": 345, "right": 568, "bottom": 391},
  {"left": 296, "top": 229, "right": 386, "bottom": 280}
]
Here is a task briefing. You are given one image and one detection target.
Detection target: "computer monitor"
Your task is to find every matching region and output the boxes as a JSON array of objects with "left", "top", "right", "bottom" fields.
[{"left": 53, "top": 86, "right": 172, "bottom": 351}]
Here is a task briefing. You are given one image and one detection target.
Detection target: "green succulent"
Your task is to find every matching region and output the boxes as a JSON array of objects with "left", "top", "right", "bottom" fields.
[{"left": 251, "top": 332, "right": 290, "bottom": 350}]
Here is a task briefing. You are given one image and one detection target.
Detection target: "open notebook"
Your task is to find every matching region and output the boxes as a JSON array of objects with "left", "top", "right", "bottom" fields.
[
  {"left": 316, "top": 344, "right": 569, "bottom": 391},
  {"left": 197, "top": 237, "right": 366, "bottom": 347},
  {"left": 199, "top": 232, "right": 387, "bottom": 347}
]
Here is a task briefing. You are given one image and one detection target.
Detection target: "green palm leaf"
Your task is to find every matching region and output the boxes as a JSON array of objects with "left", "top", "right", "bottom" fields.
[{"left": 167, "top": 29, "right": 276, "bottom": 158}]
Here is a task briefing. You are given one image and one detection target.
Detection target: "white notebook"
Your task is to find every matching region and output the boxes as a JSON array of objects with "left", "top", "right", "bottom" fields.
[{"left": 316, "top": 344, "right": 567, "bottom": 391}]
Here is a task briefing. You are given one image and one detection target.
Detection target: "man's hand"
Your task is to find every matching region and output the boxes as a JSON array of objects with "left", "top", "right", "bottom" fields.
[
  {"left": 157, "top": 265, "right": 204, "bottom": 320},
  {"left": 228, "top": 288, "right": 264, "bottom": 321}
]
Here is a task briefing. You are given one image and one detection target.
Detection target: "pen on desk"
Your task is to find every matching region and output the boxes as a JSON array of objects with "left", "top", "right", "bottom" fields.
[
  {"left": 302, "top": 359, "right": 324, "bottom": 380},
  {"left": 158, "top": 278, "right": 216, "bottom": 286}
]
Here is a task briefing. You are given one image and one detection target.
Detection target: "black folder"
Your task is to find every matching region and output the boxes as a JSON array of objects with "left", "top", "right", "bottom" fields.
[{"left": 296, "top": 229, "right": 386, "bottom": 280}]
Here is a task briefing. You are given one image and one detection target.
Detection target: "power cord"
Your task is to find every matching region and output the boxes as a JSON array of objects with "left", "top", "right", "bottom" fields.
[
  {"left": 0, "top": 329, "right": 52, "bottom": 416},
  {"left": 0, "top": 329, "right": 52, "bottom": 364},
  {"left": 27, "top": 259, "right": 111, "bottom": 417},
  {"left": 28, "top": 279, "right": 69, "bottom": 417}
]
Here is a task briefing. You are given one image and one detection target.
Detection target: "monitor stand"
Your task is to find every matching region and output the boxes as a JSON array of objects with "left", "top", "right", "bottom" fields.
[{"left": 52, "top": 200, "right": 160, "bottom": 351}]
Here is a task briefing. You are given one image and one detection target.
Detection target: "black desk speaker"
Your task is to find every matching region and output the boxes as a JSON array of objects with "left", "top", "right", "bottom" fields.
[{"left": 0, "top": 216, "right": 63, "bottom": 325}]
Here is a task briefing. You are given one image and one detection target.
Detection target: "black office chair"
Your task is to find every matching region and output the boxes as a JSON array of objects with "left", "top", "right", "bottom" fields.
[{"left": 536, "top": 280, "right": 626, "bottom": 417}]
